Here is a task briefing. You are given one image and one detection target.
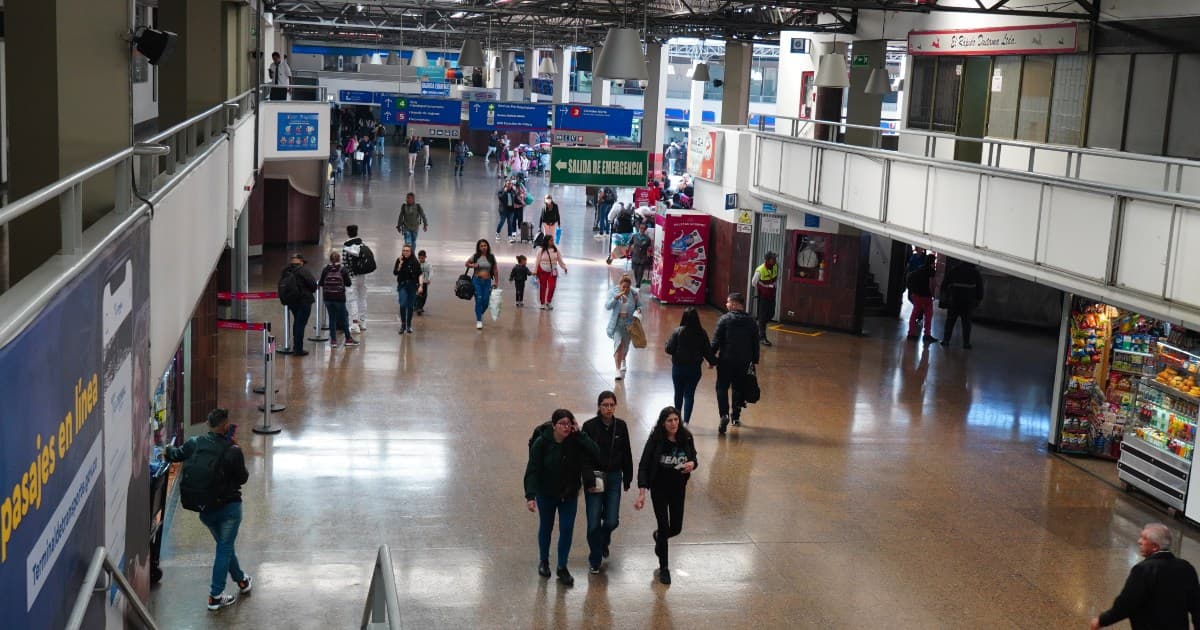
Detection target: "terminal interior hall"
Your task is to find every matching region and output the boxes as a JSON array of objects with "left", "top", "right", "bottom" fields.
[{"left": 6, "top": 0, "right": 1200, "bottom": 628}]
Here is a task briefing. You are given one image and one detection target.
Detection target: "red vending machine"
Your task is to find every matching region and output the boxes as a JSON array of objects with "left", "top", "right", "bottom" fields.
[{"left": 651, "top": 210, "right": 711, "bottom": 304}]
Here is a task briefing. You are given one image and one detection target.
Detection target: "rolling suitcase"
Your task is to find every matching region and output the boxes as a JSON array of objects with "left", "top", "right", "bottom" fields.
[{"left": 520, "top": 222, "right": 535, "bottom": 243}]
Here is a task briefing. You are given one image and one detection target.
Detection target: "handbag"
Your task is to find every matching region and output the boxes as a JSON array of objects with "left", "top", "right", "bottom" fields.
[
  {"left": 587, "top": 423, "right": 618, "bottom": 494},
  {"left": 741, "top": 364, "right": 761, "bottom": 404},
  {"left": 354, "top": 151, "right": 365, "bottom": 161},
  {"left": 628, "top": 313, "right": 647, "bottom": 349}
]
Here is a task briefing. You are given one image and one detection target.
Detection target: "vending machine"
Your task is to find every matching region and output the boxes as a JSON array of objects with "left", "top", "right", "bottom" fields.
[{"left": 650, "top": 210, "right": 710, "bottom": 304}]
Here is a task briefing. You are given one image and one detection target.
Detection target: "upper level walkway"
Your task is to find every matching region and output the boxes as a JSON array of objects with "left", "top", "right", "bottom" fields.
[{"left": 147, "top": 149, "right": 1198, "bottom": 628}]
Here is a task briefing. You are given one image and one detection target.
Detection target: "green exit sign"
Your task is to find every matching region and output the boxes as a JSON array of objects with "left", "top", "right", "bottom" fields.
[
  {"left": 852, "top": 55, "right": 870, "bottom": 67},
  {"left": 549, "top": 147, "right": 649, "bottom": 187}
]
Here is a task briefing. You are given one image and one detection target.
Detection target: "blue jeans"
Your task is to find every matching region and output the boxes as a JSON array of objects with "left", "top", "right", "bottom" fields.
[
  {"left": 324, "top": 300, "right": 352, "bottom": 343},
  {"left": 198, "top": 502, "right": 246, "bottom": 597},
  {"left": 536, "top": 494, "right": 578, "bottom": 568},
  {"left": 672, "top": 363, "right": 703, "bottom": 424},
  {"left": 472, "top": 276, "right": 492, "bottom": 322},
  {"left": 585, "top": 471, "right": 624, "bottom": 568},
  {"left": 375, "top": 137, "right": 384, "bottom": 152},
  {"left": 396, "top": 282, "right": 417, "bottom": 328},
  {"left": 595, "top": 202, "right": 612, "bottom": 233},
  {"left": 402, "top": 229, "right": 419, "bottom": 249},
  {"left": 495, "top": 209, "right": 513, "bottom": 235}
]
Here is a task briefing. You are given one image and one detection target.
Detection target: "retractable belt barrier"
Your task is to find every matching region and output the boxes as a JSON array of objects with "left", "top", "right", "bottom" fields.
[
  {"left": 216, "top": 318, "right": 285, "bottom": 435},
  {"left": 218, "top": 291, "right": 295, "bottom": 353}
]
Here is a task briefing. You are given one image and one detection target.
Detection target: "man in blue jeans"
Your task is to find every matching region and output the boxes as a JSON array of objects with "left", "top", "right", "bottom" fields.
[
  {"left": 580, "top": 391, "right": 634, "bottom": 574},
  {"left": 395, "top": 192, "right": 429, "bottom": 248},
  {"left": 165, "top": 408, "right": 252, "bottom": 611}
]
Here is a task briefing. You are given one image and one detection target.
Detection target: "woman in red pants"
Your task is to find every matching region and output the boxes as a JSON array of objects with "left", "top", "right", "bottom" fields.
[{"left": 534, "top": 238, "right": 568, "bottom": 310}]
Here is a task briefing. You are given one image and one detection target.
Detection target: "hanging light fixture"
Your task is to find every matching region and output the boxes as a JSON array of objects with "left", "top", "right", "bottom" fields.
[
  {"left": 692, "top": 62, "right": 710, "bottom": 82},
  {"left": 410, "top": 48, "right": 428, "bottom": 67},
  {"left": 864, "top": 11, "right": 893, "bottom": 95},
  {"left": 458, "top": 38, "right": 486, "bottom": 67},
  {"left": 594, "top": 28, "right": 648, "bottom": 80},
  {"left": 539, "top": 54, "right": 558, "bottom": 75},
  {"left": 814, "top": 40, "right": 849, "bottom": 88}
]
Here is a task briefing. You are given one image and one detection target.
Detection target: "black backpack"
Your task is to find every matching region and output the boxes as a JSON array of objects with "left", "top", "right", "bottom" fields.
[
  {"left": 278, "top": 267, "right": 303, "bottom": 305},
  {"left": 348, "top": 243, "right": 377, "bottom": 275},
  {"left": 454, "top": 273, "right": 475, "bottom": 300},
  {"left": 179, "top": 438, "right": 231, "bottom": 512},
  {"left": 615, "top": 208, "right": 635, "bottom": 233}
]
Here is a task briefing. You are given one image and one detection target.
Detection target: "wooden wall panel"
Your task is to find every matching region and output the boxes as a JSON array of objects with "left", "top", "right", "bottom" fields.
[
  {"left": 707, "top": 216, "right": 752, "bottom": 310},
  {"left": 778, "top": 231, "right": 864, "bottom": 334},
  {"left": 189, "top": 271, "right": 219, "bottom": 426}
]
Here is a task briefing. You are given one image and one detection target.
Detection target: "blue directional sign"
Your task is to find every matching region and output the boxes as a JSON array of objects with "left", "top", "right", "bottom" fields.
[
  {"left": 276, "top": 112, "right": 320, "bottom": 152},
  {"left": 421, "top": 81, "right": 451, "bottom": 97},
  {"left": 380, "top": 95, "right": 408, "bottom": 125},
  {"left": 338, "top": 90, "right": 374, "bottom": 104},
  {"left": 405, "top": 98, "right": 462, "bottom": 125},
  {"left": 372, "top": 91, "right": 400, "bottom": 104},
  {"left": 469, "top": 101, "right": 551, "bottom": 131},
  {"left": 554, "top": 104, "right": 636, "bottom": 136}
]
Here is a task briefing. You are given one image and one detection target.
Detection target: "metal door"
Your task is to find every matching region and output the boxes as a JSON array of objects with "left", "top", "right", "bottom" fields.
[{"left": 749, "top": 212, "right": 787, "bottom": 319}]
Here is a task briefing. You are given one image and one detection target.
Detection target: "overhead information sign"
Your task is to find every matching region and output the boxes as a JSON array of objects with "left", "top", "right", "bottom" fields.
[
  {"left": 407, "top": 123, "right": 460, "bottom": 139},
  {"left": 380, "top": 95, "right": 407, "bottom": 124},
  {"left": 468, "top": 101, "right": 552, "bottom": 131},
  {"left": 549, "top": 147, "right": 648, "bottom": 187},
  {"left": 554, "top": 104, "right": 636, "bottom": 137},
  {"left": 421, "top": 81, "right": 451, "bottom": 97},
  {"left": 551, "top": 130, "right": 607, "bottom": 146},
  {"left": 405, "top": 97, "right": 461, "bottom": 125},
  {"left": 338, "top": 90, "right": 374, "bottom": 104}
]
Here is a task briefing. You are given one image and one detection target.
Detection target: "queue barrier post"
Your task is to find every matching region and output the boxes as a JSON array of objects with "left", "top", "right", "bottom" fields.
[
  {"left": 277, "top": 304, "right": 294, "bottom": 354},
  {"left": 253, "top": 329, "right": 283, "bottom": 436},
  {"left": 309, "top": 291, "right": 329, "bottom": 342}
]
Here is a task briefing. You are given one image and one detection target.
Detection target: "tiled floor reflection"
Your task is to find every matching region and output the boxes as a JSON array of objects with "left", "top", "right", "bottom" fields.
[{"left": 149, "top": 147, "right": 1197, "bottom": 629}]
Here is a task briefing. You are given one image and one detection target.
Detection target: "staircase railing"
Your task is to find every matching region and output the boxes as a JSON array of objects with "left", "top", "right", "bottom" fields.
[
  {"left": 360, "top": 544, "right": 402, "bottom": 629},
  {"left": 65, "top": 547, "right": 159, "bottom": 630}
]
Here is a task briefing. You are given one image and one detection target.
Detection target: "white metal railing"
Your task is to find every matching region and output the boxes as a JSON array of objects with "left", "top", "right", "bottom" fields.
[
  {"left": 360, "top": 544, "right": 402, "bottom": 629},
  {"left": 257, "top": 83, "right": 329, "bottom": 102},
  {"left": 0, "top": 89, "right": 254, "bottom": 348},
  {"left": 760, "top": 115, "right": 1200, "bottom": 199},
  {"left": 749, "top": 129, "right": 1200, "bottom": 327},
  {"left": 65, "top": 547, "right": 159, "bottom": 630}
]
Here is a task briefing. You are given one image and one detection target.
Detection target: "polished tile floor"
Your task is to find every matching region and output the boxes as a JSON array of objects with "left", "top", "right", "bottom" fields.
[{"left": 150, "top": 147, "right": 1200, "bottom": 629}]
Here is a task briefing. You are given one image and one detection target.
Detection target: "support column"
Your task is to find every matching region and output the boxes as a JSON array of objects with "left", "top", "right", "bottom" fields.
[
  {"left": 720, "top": 42, "right": 752, "bottom": 126},
  {"left": 641, "top": 42, "right": 668, "bottom": 178},
  {"left": 688, "top": 60, "right": 705, "bottom": 129},
  {"left": 159, "top": 1, "right": 230, "bottom": 126},
  {"left": 523, "top": 48, "right": 534, "bottom": 102},
  {"left": 845, "top": 40, "right": 885, "bottom": 148},
  {"left": 553, "top": 47, "right": 571, "bottom": 104},
  {"left": 501, "top": 51, "right": 515, "bottom": 101},
  {"left": 814, "top": 41, "right": 849, "bottom": 142},
  {"left": 591, "top": 47, "right": 611, "bottom": 106},
  {"left": 232, "top": 207, "right": 250, "bottom": 321},
  {"left": 5, "top": 0, "right": 132, "bottom": 283}
]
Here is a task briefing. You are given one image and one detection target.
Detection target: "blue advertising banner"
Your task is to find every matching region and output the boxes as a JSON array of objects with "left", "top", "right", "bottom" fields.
[
  {"left": 338, "top": 90, "right": 374, "bottom": 104},
  {"left": 0, "top": 218, "right": 151, "bottom": 629},
  {"left": 553, "top": 104, "right": 636, "bottom": 136},
  {"left": 276, "top": 113, "right": 320, "bottom": 152},
  {"left": 405, "top": 98, "right": 461, "bottom": 125},
  {"left": 469, "top": 101, "right": 551, "bottom": 131}
]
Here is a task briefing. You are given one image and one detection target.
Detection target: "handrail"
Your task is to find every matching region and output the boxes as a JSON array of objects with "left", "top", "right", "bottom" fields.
[
  {"left": 65, "top": 547, "right": 159, "bottom": 630},
  {"left": 766, "top": 114, "right": 1200, "bottom": 170},
  {"left": 258, "top": 84, "right": 329, "bottom": 102},
  {"left": 360, "top": 544, "right": 402, "bottom": 629},
  {"left": 751, "top": 127, "right": 1200, "bottom": 208}
]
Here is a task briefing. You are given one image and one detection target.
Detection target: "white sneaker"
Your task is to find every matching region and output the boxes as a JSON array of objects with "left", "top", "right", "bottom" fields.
[
  {"left": 620, "top": 367, "right": 627, "bottom": 378},
  {"left": 358, "top": 321, "right": 366, "bottom": 331},
  {"left": 349, "top": 324, "right": 360, "bottom": 334},
  {"left": 476, "top": 321, "right": 483, "bottom": 330},
  {"left": 614, "top": 370, "right": 624, "bottom": 381},
  {"left": 207, "top": 593, "right": 237, "bottom": 611}
]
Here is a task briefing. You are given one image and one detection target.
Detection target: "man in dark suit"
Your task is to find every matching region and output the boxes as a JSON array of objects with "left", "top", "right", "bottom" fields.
[{"left": 1092, "top": 522, "right": 1200, "bottom": 629}]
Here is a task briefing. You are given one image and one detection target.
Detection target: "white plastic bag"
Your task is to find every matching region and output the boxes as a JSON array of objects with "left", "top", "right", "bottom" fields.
[{"left": 489, "top": 288, "right": 503, "bottom": 321}]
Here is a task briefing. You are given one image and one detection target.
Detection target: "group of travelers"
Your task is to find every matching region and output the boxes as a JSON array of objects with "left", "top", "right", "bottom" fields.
[
  {"left": 905, "top": 248, "right": 985, "bottom": 349},
  {"left": 524, "top": 393, "right": 697, "bottom": 586}
]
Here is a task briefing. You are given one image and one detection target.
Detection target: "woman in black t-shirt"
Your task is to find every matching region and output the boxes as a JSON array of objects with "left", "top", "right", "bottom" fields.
[{"left": 634, "top": 406, "right": 698, "bottom": 585}]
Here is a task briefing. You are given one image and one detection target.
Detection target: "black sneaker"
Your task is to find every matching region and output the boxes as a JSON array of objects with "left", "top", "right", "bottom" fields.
[
  {"left": 719, "top": 415, "right": 729, "bottom": 435},
  {"left": 588, "top": 564, "right": 601, "bottom": 575},
  {"left": 906, "top": 334, "right": 919, "bottom": 341},
  {"left": 293, "top": 350, "right": 309, "bottom": 357},
  {"left": 732, "top": 417, "right": 741, "bottom": 427},
  {"left": 537, "top": 560, "right": 551, "bottom": 578},
  {"left": 658, "top": 568, "right": 671, "bottom": 585},
  {"left": 603, "top": 545, "right": 610, "bottom": 559},
  {"left": 922, "top": 335, "right": 938, "bottom": 343},
  {"left": 207, "top": 593, "right": 237, "bottom": 611},
  {"left": 556, "top": 566, "right": 574, "bottom": 586}
]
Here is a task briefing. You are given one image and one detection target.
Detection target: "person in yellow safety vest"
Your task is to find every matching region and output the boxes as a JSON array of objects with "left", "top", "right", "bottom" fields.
[{"left": 752, "top": 252, "right": 779, "bottom": 346}]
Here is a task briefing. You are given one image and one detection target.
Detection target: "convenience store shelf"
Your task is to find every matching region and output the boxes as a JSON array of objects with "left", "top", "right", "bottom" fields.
[
  {"left": 1144, "top": 379, "right": 1200, "bottom": 407},
  {"left": 1125, "top": 434, "right": 1192, "bottom": 471},
  {"left": 1113, "top": 348, "right": 1155, "bottom": 357}
]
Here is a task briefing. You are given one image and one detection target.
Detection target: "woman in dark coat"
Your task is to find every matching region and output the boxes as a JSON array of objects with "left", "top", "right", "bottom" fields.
[{"left": 634, "top": 406, "right": 698, "bottom": 585}]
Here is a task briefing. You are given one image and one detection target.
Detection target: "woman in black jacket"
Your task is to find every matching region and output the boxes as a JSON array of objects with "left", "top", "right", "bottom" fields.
[
  {"left": 665, "top": 308, "right": 716, "bottom": 425},
  {"left": 392, "top": 244, "right": 425, "bottom": 334},
  {"left": 539, "top": 195, "right": 561, "bottom": 244},
  {"left": 634, "top": 406, "right": 698, "bottom": 585},
  {"left": 524, "top": 409, "right": 600, "bottom": 586}
]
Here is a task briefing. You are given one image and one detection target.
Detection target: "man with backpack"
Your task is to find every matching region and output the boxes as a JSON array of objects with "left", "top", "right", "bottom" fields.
[
  {"left": 278, "top": 253, "right": 318, "bottom": 356},
  {"left": 343, "top": 225, "right": 376, "bottom": 333},
  {"left": 165, "top": 408, "right": 251, "bottom": 611},
  {"left": 606, "top": 202, "right": 637, "bottom": 265},
  {"left": 594, "top": 186, "right": 616, "bottom": 237},
  {"left": 396, "top": 192, "right": 429, "bottom": 248}
]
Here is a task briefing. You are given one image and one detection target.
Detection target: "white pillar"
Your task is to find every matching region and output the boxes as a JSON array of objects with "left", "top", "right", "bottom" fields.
[
  {"left": 523, "top": 47, "right": 534, "bottom": 102},
  {"left": 641, "top": 41, "right": 668, "bottom": 175},
  {"left": 553, "top": 47, "right": 571, "bottom": 104},
  {"left": 688, "top": 60, "right": 705, "bottom": 129},
  {"left": 500, "top": 51, "right": 515, "bottom": 101}
]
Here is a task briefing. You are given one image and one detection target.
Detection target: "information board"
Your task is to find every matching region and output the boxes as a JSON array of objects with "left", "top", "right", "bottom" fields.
[
  {"left": 468, "top": 101, "right": 551, "bottom": 131},
  {"left": 420, "top": 81, "right": 451, "bottom": 97},
  {"left": 549, "top": 147, "right": 648, "bottom": 187},
  {"left": 405, "top": 98, "right": 462, "bottom": 125},
  {"left": 338, "top": 90, "right": 374, "bottom": 103},
  {"left": 276, "top": 113, "right": 320, "bottom": 152},
  {"left": 553, "top": 104, "right": 636, "bottom": 137}
]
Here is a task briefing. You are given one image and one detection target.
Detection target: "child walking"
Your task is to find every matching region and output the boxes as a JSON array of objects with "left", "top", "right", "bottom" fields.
[
  {"left": 415, "top": 250, "right": 431, "bottom": 315},
  {"left": 510, "top": 255, "right": 532, "bottom": 307}
]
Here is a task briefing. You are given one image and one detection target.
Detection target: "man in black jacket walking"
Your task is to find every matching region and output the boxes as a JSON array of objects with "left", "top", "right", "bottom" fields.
[
  {"left": 711, "top": 292, "right": 760, "bottom": 434},
  {"left": 1093, "top": 522, "right": 1200, "bottom": 630},
  {"left": 939, "top": 259, "right": 984, "bottom": 349},
  {"left": 580, "top": 391, "right": 634, "bottom": 575},
  {"left": 165, "top": 409, "right": 253, "bottom": 611}
]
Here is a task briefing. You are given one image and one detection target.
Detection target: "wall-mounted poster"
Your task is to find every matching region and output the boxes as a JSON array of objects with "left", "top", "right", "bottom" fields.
[{"left": 792, "top": 231, "right": 830, "bottom": 285}]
